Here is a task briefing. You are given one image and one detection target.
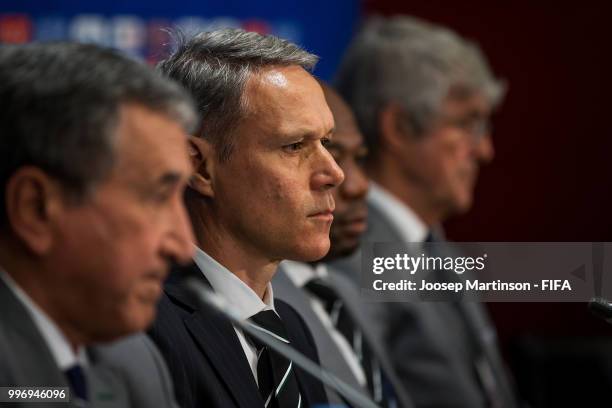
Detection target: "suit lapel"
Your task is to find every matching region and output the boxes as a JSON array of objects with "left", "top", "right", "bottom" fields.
[
  {"left": 0, "top": 276, "right": 68, "bottom": 386},
  {"left": 458, "top": 300, "right": 517, "bottom": 406},
  {"left": 165, "top": 267, "right": 263, "bottom": 408}
]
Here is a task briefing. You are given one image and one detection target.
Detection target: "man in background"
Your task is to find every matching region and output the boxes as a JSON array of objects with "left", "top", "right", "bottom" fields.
[
  {"left": 148, "top": 29, "right": 343, "bottom": 408},
  {"left": 331, "top": 16, "right": 518, "bottom": 407},
  {"left": 0, "top": 42, "right": 196, "bottom": 407}
]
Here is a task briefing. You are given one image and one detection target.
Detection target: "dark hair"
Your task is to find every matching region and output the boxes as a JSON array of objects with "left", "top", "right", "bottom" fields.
[
  {"left": 158, "top": 29, "right": 318, "bottom": 161},
  {"left": 0, "top": 42, "right": 196, "bottom": 226}
]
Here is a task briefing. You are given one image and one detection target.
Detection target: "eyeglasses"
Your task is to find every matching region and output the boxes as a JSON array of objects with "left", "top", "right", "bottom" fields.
[{"left": 440, "top": 114, "right": 492, "bottom": 143}]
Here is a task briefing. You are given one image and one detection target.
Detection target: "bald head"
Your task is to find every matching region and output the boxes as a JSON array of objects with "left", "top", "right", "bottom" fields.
[
  {"left": 320, "top": 83, "right": 370, "bottom": 260},
  {"left": 321, "top": 84, "right": 361, "bottom": 139}
]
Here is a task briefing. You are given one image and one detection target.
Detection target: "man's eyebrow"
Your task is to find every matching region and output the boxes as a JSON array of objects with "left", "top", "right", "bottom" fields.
[
  {"left": 357, "top": 146, "right": 369, "bottom": 156},
  {"left": 311, "top": 126, "right": 335, "bottom": 140},
  {"left": 282, "top": 126, "right": 336, "bottom": 140},
  {"left": 155, "top": 172, "right": 183, "bottom": 187},
  {"left": 325, "top": 139, "right": 344, "bottom": 149},
  {"left": 463, "top": 110, "right": 489, "bottom": 120}
]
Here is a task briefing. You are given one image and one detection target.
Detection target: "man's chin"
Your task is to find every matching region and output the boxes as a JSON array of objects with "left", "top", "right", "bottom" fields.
[
  {"left": 288, "top": 239, "right": 331, "bottom": 263},
  {"left": 455, "top": 194, "right": 474, "bottom": 214},
  {"left": 323, "top": 240, "right": 360, "bottom": 262},
  {"left": 445, "top": 188, "right": 475, "bottom": 217}
]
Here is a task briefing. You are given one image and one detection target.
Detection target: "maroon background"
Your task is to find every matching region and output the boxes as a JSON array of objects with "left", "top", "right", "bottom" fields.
[{"left": 362, "top": 0, "right": 612, "bottom": 342}]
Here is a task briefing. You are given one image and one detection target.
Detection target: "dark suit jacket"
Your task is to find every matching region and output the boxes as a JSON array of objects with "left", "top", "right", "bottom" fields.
[
  {"left": 148, "top": 263, "right": 328, "bottom": 408},
  {"left": 0, "top": 274, "right": 179, "bottom": 408}
]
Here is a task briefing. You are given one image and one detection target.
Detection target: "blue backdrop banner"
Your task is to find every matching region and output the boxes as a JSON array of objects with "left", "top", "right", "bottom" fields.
[{"left": 0, "top": 0, "right": 360, "bottom": 79}]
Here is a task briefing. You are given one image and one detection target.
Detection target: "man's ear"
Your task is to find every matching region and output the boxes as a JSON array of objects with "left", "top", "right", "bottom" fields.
[
  {"left": 4, "top": 167, "right": 64, "bottom": 255},
  {"left": 378, "top": 102, "right": 416, "bottom": 153},
  {"left": 187, "top": 136, "right": 216, "bottom": 198}
]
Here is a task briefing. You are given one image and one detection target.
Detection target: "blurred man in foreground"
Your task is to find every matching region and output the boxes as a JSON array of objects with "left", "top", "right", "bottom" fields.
[
  {"left": 0, "top": 42, "right": 196, "bottom": 407},
  {"left": 148, "top": 29, "right": 343, "bottom": 408},
  {"left": 332, "top": 16, "right": 518, "bottom": 407},
  {"left": 274, "top": 83, "right": 415, "bottom": 407}
]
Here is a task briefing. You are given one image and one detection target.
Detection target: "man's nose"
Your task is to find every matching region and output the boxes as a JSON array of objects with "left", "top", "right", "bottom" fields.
[
  {"left": 473, "top": 133, "right": 495, "bottom": 163},
  {"left": 311, "top": 145, "right": 345, "bottom": 191},
  {"left": 162, "top": 199, "right": 195, "bottom": 265}
]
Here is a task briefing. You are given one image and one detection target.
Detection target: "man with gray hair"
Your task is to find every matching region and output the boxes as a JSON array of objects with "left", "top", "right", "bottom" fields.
[
  {"left": 148, "top": 29, "right": 343, "bottom": 408},
  {"left": 330, "top": 16, "right": 518, "bottom": 407},
  {"left": 0, "top": 42, "right": 196, "bottom": 407}
]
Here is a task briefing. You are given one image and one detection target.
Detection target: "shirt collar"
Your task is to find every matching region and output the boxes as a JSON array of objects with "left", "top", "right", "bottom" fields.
[
  {"left": 192, "top": 245, "right": 275, "bottom": 321},
  {"left": 0, "top": 268, "right": 88, "bottom": 370},
  {"left": 281, "top": 261, "right": 329, "bottom": 288},
  {"left": 367, "top": 181, "right": 429, "bottom": 243}
]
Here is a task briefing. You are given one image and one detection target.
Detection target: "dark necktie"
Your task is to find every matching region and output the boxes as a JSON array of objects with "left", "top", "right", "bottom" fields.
[
  {"left": 64, "top": 364, "right": 88, "bottom": 402},
  {"left": 305, "top": 278, "right": 397, "bottom": 407},
  {"left": 247, "top": 310, "right": 302, "bottom": 408}
]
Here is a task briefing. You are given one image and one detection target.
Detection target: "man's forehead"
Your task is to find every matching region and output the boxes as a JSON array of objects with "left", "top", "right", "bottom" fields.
[
  {"left": 247, "top": 66, "right": 319, "bottom": 106},
  {"left": 322, "top": 88, "right": 363, "bottom": 150},
  {"left": 113, "top": 104, "right": 191, "bottom": 178},
  {"left": 444, "top": 87, "right": 492, "bottom": 114},
  {"left": 442, "top": 93, "right": 492, "bottom": 117},
  {"left": 328, "top": 106, "right": 360, "bottom": 139},
  {"left": 260, "top": 69, "right": 289, "bottom": 88},
  {"left": 330, "top": 128, "right": 364, "bottom": 152},
  {"left": 243, "top": 66, "right": 333, "bottom": 136}
]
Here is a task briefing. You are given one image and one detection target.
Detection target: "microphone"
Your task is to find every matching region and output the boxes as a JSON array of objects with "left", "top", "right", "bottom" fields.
[
  {"left": 588, "top": 297, "right": 612, "bottom": 324},
  {"left": 181, "top": 276, "right": 380, "bottom": 408}
]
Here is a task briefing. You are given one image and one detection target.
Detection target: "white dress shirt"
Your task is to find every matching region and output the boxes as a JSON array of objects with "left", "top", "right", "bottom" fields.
[
  {"left": 193, "top": 246, "right": 276, "bottom": 384},
  {"left": 0, "top": 269, "right": 88, "bottom": 370},
  {"left": 281, "top": 260, "right": 367, "bottom": 386},
  {"left": 368, "top": 181, "right": 428, "bottom": 243}
]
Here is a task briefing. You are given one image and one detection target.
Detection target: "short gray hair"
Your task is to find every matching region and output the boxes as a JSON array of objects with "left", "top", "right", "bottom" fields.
[
  {"left": 0, "top": 42, "right": 196, "bottom": 227},
  {"left": 158, "top": 28, "right": 319, "bottom": 161},
  {"left": 335, "top": 16, "right": 506, "bottom": 151}
]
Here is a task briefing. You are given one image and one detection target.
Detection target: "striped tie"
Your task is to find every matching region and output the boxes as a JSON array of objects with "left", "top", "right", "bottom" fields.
[
  {"left": 247, "top": 310, "right": 303, "bottom": 408},
  {"left": 305, "top": 278, "right": 397, "bottom": 407}
]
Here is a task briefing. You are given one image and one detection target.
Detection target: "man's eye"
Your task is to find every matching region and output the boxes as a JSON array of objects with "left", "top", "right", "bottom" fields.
[
  {"left": 355, "top": 153, "right": 368, "bottom": 167},
  {"left": 151, "top": 190, "right": 173, "bottom": 204},
  {"left": 321, "top": 137, "right": 332, "bottom": 148},
  {"left": 283, "top": 141, "right": 304, "bottom": 152}
]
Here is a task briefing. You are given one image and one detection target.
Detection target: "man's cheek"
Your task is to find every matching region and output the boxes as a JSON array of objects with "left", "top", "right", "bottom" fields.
[{"left": 268, "top": 177, "right": 301, "bottom": 204}]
